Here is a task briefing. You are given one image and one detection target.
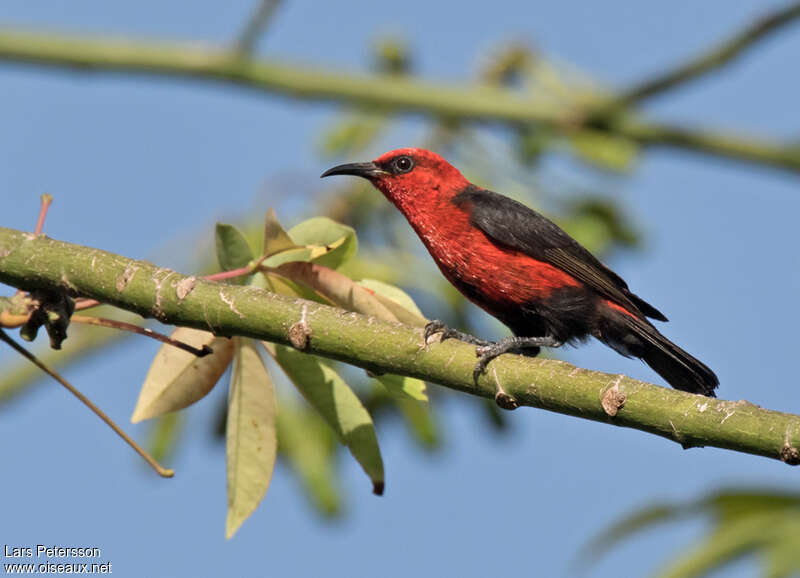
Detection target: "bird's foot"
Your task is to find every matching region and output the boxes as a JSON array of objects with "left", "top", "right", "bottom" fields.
[
  {"left": 423, "top": 319, "right": 491, "bottom": 347},
  {"left": 472, "top": 335, "right": 563, "bottom": 384}
]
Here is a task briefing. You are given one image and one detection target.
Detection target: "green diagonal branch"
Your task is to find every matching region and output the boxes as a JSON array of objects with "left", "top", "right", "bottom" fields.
[
  {"left": 614, "top": 1, "right": 800, "bottom": 106},
  {"left": 0, "top": 29, "right": 799, "bottom": 173},
  {"left": 2, "top": 226, "right": 800, "bottom": 466}
]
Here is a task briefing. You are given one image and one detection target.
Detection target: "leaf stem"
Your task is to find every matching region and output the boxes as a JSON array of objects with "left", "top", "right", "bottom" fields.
[{"left": 72, "top": 315, "right": 212, "bottom": 357}]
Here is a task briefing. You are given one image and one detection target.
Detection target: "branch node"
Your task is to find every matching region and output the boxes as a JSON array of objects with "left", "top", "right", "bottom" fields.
[
  {"left": 289, "top": 304, "right": 311, "bottom": 350},
  {"left": 494, "top": 390, "right": 519, "bottom": 411},
  {"left": 491, "top": 368, "right": 518, "bottom": 410},
  {"left": 601, "top": 378, "right": 626, "bottom": 417},
  {"left": 780, "top": 443, "right": 800, "bottom": 466},
  {"left": 116, "top": 263, "right": 140, "bottom": 292},
  {"left": 176, "top": 276, "right": 197, "bottom": 302}
]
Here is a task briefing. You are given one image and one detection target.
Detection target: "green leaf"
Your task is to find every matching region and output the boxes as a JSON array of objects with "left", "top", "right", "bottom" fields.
[
  {"left": 374, "top": 373, "right": 427, "bottom": 403},
  {"left": 397, "top": 398, "right": 440, "bottom": 450},
  {"left": 131, "top": 327, "right": 235, "bottom": 423},
  {"left": 358, "top": 278, "right": 427, "bottom": 326},
  {"left": 569, "top": 130, "right": 639, "bottom": 173},
  {"left": 580, "top": 489, "right": 800, "bottom": 578},
  {"left": 288, "top": 217, "right": 358, "bottom": 270},
  {"left": 277, "top": 399, "right": 341, "bottom": 517},
  {"left": 764, "top": 517, "right": 800, "bottom": 578},
  {"left": 215, "top": 223, "right": 255, "bottom": 284},
  {"left": 146, "top": 413, "right": 183, "bottom": 464},
  {"left": 266, "top": 343, "right": 384, "bottom": 495},
  {"left": 657, "top": 510, "right": 785, "bottom": 578},
  {"left": 263, "top": 209, "right": 299, "bottom": 257},
  {"left": 708, "top": 490, "right": 800, "bottom": 525},
  {"left": 226, "top": 338, "right": 278, "bottom": 538},
  {"left": 578, "top": 502, "right": 685, "bottom": 568}
]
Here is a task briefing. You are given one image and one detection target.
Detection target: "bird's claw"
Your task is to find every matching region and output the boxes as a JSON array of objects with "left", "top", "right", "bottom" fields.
[
  {"left": 472, "top": 335, "right": 562, "bottom": 384},
  {"left": 423, "top": 319, "right": 491, "bottom": 346},
  {"left": 472, "top": 358, "right": 489, "bottom": 384},
  {"left": 423, "top": 319, "right": 448, "bottom": 343}
]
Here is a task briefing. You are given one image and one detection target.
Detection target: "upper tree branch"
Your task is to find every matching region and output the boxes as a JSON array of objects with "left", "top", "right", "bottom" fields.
[
  {"left": 615, "top": 1, "right": 800, "bottom": 106},
  {"left": 234, "top": 0, "right": 283, "bottom": 55},
  {"left": 0, "top": 29, "right": 799, "bottom": 173},
  {"left": 2, "top": 226, "right": 800, "bottom": 466}
]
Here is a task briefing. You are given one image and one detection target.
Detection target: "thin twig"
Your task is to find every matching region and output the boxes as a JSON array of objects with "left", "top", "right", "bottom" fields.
[
  {"left": 234, "top": 0, "right": 283, "bottom": 55},
  {"left": 615, "top": 2, "right": 800, "bottom": 106},
  {"left": 73, "top": 298, "right": 101, "bottom": 311},
  {"left": 203, "top": 266, "right": 254, "bottom": 283},
  {"left": 203, "top": 253, "right": 271, "bottom": 283},
  {"left": 0, "top": 328, "right": 174, "bottom": 478},
  {"left": 15, "top": 193, "right": 54, "bottom": 297},
  {"left": 72, "top": 315, "right": 211, "bottom": 356},
  {"left": 34, "top": 193, "right": 53, "bottom": 236}
]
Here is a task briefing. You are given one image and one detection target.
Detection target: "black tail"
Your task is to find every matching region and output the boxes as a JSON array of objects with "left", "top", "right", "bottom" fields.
[{"left": 601, "top": 314, "right": 719, "bottom": 397}]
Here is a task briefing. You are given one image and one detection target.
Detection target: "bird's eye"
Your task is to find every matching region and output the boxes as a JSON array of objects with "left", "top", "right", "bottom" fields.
[{"left": 391, "top": 156, "right": 414, "bottom": 174}]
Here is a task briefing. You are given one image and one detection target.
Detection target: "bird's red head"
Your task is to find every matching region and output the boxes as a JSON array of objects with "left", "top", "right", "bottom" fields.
[{"left": 321, "top": 148, "right": 469, "bottom": 214}]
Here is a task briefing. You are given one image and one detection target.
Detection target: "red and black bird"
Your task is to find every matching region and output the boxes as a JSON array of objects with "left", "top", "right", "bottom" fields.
[{"left": 322, "top": 148, "right": 718, "bottom": 397}]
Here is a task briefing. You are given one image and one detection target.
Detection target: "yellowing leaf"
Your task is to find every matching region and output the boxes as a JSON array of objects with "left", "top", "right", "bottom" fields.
[
  {"left": 131, "top": 328, "right": 234, "bottom": 423},
  {"left": 266, "top": 343, "right": 384, "bottom": 495},
  {"left": 226, "top": 339, "right": 278, "bottom": 539},
  {"left": 288, "top": 217, "right": 357, "bottom": 270},
  {"left": 263, "top": 209, "right": 298, "bottom": 257}
]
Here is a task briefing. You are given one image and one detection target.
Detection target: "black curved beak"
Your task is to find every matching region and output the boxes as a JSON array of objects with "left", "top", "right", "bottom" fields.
[{"left": 320, "top": 161, "right": 386, "bottom": 179}]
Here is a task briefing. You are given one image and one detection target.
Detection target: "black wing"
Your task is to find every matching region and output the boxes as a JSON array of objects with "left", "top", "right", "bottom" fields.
[{"left": 453, "top": 185, "right": 667, "bottom": 322}]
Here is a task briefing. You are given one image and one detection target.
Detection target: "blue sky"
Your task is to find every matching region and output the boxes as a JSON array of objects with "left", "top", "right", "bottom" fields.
[{"left": 2, "top": 1, "right": 799, "bottom": 576}]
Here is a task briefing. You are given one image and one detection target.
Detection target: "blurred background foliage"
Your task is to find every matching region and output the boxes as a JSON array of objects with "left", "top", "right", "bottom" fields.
[{"left": 2, "top": 1, "right": 800, "bottom": 575}]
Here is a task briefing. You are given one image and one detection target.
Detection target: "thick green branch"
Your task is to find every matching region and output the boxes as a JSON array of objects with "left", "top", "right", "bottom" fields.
[
  {"left": 2, "top": 226, "right": 800, "bottom": 466},
  {"left": 0, "top": 29, "right": 799, "bottom": 173}
]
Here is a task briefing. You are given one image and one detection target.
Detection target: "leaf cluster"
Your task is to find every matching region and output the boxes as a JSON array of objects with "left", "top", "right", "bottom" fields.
[{"left": 131, "top": 211, "right": 430, "bottom": 537}]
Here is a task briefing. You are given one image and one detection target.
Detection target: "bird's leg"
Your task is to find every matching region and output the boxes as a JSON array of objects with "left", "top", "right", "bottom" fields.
[
  {"left": 423, "top": 319, "right": 492, "bottom": 347},
  {"left": 473, "top": 335, "right": 563, "bottom": 384}
]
